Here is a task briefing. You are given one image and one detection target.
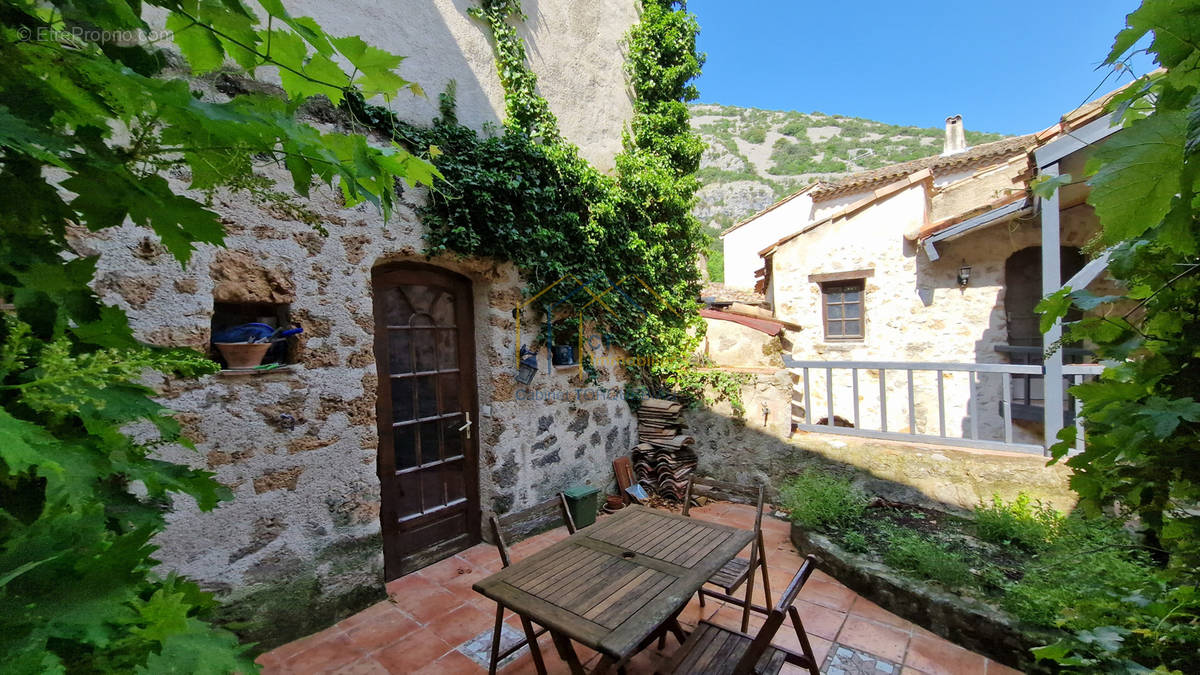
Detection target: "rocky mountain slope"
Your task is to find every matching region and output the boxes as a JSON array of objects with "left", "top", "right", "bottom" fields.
[{"left": 690, "top": 103, "right": 1006, "bottom": 280}]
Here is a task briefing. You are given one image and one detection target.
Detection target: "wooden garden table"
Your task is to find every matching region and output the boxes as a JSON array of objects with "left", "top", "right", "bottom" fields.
[{"left": 473, "top": 504, "right": 755, "bottom": 674}]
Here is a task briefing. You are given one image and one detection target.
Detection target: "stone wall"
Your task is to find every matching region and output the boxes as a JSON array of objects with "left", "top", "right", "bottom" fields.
[
  {"left": 929, "top": 157, "right": 1026, "bottom": 223},
  {"left": 700, "top": 316, "right": 786, "bottom": 369},
  {"left": 770, "top": 181, "right": 1105, "bottom": 446},
  {"left": 90, "top": 172, "right": 636, "bottom": 648},
  {"left": 684, "top": 376, "right": 1076, "bottom": 513},
  {"left": 85, "top": 2, "right": 641, "bottom": 649},
  {"left": 146, "top": 0, "right": 637, "bottom": 171}
]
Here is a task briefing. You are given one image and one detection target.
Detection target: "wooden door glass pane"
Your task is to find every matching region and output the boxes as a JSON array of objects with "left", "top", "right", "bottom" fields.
[
  {"left": 416, "top": 375, "right": 438, "bottom": 418},
  {"left": 422, "top": 470, "right": 445, "bottom": 509},
  {"left": 430, "top": 291, "right": 455, "bottom": 325},
  {"left": 383, "top": 288, "right": 414, "bottom": 325},
  {"left": 444, "top": 459, "right": 466, "bottom": 502},
  {"left": 393, "top": 425, "right": 417, "bottom": 469},
  {"left": 390, "top": 378, "right": 415, "bottom": 422},
  {"left": 388, "top": 331, "right": 413, "bottom": 373},
  {"left": 405, "top": 286, "right": 438, "bottom": 317},
  {"left": 418, "top": 421, "right": 440, "bottom": 465},
  {"left": 396, "top": 472, "right": 421, "bottom": 517},
  {"left": 439, "top": 373, "right": 460, "bottom": 415},
  {"left": 442, "top": 418, "right": 464, "bottom": 459},
  {"left": 437, "top": 328, "right": 458, "bottom": 370},
  {"left": 413, "top": 327, "right": 437, "bottom": 372}
]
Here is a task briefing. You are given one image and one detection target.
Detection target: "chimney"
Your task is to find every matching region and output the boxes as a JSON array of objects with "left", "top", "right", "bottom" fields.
[{"left": 942, "top": 114, "right": 967, "bottom": 155}]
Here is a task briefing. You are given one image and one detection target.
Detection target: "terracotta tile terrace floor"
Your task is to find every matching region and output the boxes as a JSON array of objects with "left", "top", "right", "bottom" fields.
[{"left": 257, "top": 502, "right": 1019, "bottom": 674}]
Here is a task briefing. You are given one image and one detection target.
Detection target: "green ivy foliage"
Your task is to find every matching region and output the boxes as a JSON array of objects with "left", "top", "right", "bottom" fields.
[
  {"left": 1032, "top": 0, "right": 1200, "bottom": 669},
  {"left": 346, "top": 1, "right": 745, "bottom": 406},
  {"left": 0, "top": 1, "right": 437, "bottom": 671}
]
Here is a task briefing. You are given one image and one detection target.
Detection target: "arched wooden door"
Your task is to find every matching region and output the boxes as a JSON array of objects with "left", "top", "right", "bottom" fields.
[
  {"left": 372, "top": 263, "right": 479, "bottom": 580},
  {"left": 1004, "top": 246, "right": 1086, "bottom": 346}
]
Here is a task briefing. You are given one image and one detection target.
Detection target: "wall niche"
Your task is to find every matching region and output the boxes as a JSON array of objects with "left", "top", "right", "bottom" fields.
[{"left": 210, "top": 302, "right": 298, "bottom": 370}]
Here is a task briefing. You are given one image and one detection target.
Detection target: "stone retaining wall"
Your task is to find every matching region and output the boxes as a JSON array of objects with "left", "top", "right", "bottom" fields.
[
  {"left": 685, "top": 375, "right": 1076, "bottom": 513},
  {"left": 792, "top": 527, "right": 1051, "bottom": 672}
]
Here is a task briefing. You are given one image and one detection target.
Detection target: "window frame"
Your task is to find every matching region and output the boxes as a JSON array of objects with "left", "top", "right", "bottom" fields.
[{"left": 819, "top": 279, "right": 866, "bottom": 341}]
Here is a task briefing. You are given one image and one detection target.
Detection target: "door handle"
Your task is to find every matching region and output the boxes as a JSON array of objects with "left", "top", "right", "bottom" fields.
[{"left": 458, "top": 412, "right": 472, "bottom": 440}]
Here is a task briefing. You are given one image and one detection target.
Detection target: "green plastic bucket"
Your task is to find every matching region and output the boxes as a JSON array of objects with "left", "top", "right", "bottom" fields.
[{"left": 563, "top": 485, "right": 600, "bottom": 528}]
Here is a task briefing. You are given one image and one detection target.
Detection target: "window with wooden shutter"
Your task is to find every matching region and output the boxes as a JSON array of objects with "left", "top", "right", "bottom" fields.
[{"left": 821, "top": 280, "right": 864, "bottom": 340}]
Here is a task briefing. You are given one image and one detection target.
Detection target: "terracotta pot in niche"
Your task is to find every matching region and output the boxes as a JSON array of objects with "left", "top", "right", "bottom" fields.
[{"left": 215, "top": 342, "right": 271, "bottom": 369}]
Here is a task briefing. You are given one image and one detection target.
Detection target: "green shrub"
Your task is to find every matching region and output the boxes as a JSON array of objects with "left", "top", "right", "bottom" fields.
[
  {"left": 883, "top": 531, "right": 973, "bottom": 588},
  {"left": 780, "top": 119, "right": 809, "bottom": 138},
  {"left": 739, "top": 126, "right": 767, "bottom": 144},
  {"left": 1005, "top": 546, "right": 1148, "bottom": 628},
  {"left": 1003, "top": 516, "right": 1147, "bottom": 624},
  {"left": 965, "top": 130, "right": 1006, "bottom": 145},
  {"left": 766, "top": 138, "right": 819, "bottom": 175},
  {"left": 703, "top": 231, "right": 724, "bottom": 282},
  {"left": 778, "top": 470, "right": 867, "bottom": 531},
  {"left": 974, "top": 493, "right": 1063, "bottom": 551},
  {"left": 841, "top": 530, "right": 870, "bottom": 554},
  {"left": 1000, "top": 516, "right": 1200, "bottom": 671}
]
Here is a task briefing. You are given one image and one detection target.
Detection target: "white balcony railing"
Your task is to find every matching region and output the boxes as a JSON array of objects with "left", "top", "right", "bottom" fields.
[{"left": 789, "top": 360, "right": 1104, "bottom": 456}]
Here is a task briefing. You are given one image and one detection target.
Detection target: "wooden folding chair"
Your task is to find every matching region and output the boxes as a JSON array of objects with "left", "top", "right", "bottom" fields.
[
  {"left": 660, "top": 555, "right": 822, "bottom": 675},
  {"left": 683, "top": 476, "right": 772, "bottom": 633},
  {"left": 486, "top": 493, "right": 575, "bottom": 675}
]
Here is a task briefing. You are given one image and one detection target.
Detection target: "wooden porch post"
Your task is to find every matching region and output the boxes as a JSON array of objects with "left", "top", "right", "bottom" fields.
[{"left": 1040, "top": 162, "right": 1064, "bottom": 452}]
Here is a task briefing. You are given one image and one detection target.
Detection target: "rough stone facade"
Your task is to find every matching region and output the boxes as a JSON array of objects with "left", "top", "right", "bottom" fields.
[
  {"left": 699, "top": 317, "right": 786, "bottom": 369},
  {"left": 146, "top": 0, "right": 637, "bottom": 172},
  {"left": 685, "top": 376, "right": 1075, "bottom": 513},
  {"left": 95, "top": 178, "right": 637, "bottom": 648},
  {"left": 87, "top": 1, "right": 640, "bottom": 650},
  {"left": 767, "top": 167, "right": 1107, "bottom": 446}
]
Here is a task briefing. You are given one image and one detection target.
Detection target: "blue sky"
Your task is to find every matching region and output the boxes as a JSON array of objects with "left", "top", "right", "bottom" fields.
[{"left": 689, "top": 0, "right": 1155, "bottom": 135}]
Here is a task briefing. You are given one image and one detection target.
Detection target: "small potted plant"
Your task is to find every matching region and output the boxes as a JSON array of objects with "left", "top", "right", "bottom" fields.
[
  {"left": 214, "top": 341, "right": 272, "bottom": 369},
  {"left": 213, "top": 323, "right": 302, "bottom": 370}
]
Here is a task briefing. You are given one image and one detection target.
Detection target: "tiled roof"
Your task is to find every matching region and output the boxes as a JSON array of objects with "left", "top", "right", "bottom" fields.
[
  {"left": 723, "top": 77, "right": 1151, "bottom": 253},
  {"left": 699, "top": 282, "right": 767, "bottom": 306},
  {"left": 807, "top": 135, "right": 1037, "bottom": 201},
  {"left": 698, "top": 308, "right": 783, "bottom": 336},
  {"left": 757, "top": 169, "right": 934, "bottom": 257}
]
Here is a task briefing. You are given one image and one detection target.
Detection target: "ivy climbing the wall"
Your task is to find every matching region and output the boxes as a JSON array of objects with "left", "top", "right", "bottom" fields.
[{"left": 346, "top": 0, "right": 747, "bottom": 410}]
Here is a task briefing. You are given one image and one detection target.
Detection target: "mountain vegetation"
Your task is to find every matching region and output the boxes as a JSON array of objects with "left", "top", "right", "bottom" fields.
[{"left": 689, "top": 103, "right": 1006, "bottom": 281}]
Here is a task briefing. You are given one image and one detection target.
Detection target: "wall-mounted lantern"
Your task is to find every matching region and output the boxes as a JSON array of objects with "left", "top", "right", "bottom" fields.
[
  {"left": 515, "top": 345, "right": 539, "bottom": 385},
  {"left": 957, "top": 262, "right": 972, "bottom": 289}
]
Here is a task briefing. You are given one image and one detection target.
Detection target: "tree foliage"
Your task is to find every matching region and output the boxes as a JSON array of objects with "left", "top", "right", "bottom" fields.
[
  {"left": 1034, "top": 0, "right": 1200, "bottom": 669},
  {"left": 0, "top": 1, "right": 436, "bottom": 670}
]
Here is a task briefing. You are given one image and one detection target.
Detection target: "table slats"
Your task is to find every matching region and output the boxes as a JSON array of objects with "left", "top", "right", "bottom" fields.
[{"left": 474, "top": 506, "right": 754, "bottom": 659}]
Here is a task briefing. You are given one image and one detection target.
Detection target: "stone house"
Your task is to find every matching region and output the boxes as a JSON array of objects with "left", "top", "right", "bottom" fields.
[
  {"left": 725, "top": 88, "right": 1132, "bottom": 453},
  {"left": 81, "top": 0, "right": 644, "bottom": 648}
]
